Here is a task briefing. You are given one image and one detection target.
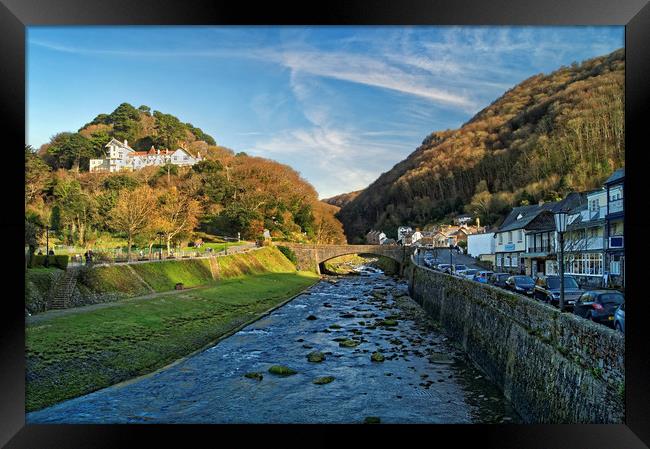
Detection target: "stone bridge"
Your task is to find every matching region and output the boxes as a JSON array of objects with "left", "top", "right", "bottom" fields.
[{"left": 275, "top": 243, "right": 414, "bottom": 274}]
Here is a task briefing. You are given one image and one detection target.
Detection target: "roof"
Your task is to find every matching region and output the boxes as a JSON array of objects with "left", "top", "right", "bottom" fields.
[
  {"left": 105, "top": 138, "right": 134, "bottom": 152},
  {"left": 604, "top": 168, "right": 624, "bottom": 185},
  {"left": 496, "top": 192, "right": 587, "bottom": 234}
]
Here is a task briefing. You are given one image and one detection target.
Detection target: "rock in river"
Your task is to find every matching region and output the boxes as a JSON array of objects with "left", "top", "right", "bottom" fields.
[
  {"left": 307, "top": 351, "right": 326, "bottom": 363},
  {"left": 268, "top": 365, "right": 298, "bottom": 376}
]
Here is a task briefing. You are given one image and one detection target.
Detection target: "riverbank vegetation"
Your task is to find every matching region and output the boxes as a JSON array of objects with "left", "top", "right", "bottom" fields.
[{"left": 26, "top": 267, "right": 318, "bottom": 411}]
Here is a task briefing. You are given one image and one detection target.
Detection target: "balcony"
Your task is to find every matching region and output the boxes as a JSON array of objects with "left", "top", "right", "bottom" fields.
[
  {"left": 564, "top": 236, "right": 604, "bottom": 252},
  {"left": 608, "top": 199, "right": 623, "bottom": 215}
]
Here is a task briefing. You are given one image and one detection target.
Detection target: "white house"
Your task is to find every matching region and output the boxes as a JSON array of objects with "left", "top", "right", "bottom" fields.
[
  {"left": 397, "top": 226, "right": 413, "bottom": 244},
  {"left": 90, "top": 138, "right": 202, "bottom": 173}
]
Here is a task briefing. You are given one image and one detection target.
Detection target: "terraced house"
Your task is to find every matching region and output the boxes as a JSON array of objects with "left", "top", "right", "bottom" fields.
[{"left": 89, "top": 138, "right": 203, "bottom": 172}]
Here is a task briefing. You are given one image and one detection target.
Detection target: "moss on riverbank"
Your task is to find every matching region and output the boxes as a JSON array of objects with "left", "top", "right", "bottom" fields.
[{"left": 25, "top": 249, "right": 318, "bottom": 412}]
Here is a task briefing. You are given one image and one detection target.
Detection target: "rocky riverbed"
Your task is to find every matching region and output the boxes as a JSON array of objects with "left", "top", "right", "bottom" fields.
[{"left": 27, "top": 266, "right": 520, "bottom": 424}]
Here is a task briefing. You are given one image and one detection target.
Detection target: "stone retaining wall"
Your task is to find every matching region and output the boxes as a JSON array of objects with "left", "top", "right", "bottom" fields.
[{"left": 407, "top": 263, "right": 624, "bottom": 423}]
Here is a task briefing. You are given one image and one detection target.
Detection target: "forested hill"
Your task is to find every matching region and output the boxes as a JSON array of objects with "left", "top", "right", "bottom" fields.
[
  {"left": 322, "top": 190, "right": 362, "bottom": 208},
  {"left": 38, "top": 103, "right": 217, "bottom": 171},
  {"left": 26, "top": 104, "right": 347, "bottom": 246},
  {"left": 336, "top": 49, "right": 624, "bottom": 243}
]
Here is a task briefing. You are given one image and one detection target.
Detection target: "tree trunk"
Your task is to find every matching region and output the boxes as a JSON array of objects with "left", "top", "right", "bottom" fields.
[
  {"left": 127, "top": 235, "right": 133, "bottom": 262},
  {"left": 167, "top": 236, "right": 172, "bottom": 257}
]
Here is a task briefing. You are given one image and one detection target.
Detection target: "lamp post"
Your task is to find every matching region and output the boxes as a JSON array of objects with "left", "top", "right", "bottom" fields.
[{"left": 554, "top": 210, "right": 568, "bottom": 311}]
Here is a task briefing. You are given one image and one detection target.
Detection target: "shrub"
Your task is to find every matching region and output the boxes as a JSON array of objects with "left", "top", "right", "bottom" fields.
[
  {"left": 277, "top": 246, "right": 298, "bottom": 266},
  {"left": 30, "top": 255, "right": 69, "bottom": 270}
]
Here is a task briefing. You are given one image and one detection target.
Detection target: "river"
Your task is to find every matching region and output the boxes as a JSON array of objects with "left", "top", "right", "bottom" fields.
[{"left": 27, "top": 266, "right": 520, "bottom": 424}]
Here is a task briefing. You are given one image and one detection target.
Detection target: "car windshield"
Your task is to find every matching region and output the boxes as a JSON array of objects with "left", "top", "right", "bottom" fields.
[
  {"left": 514, "top": 276, "right": 534, "bottom": 285},
  {"left": 497, "top": 274, "right": 509, "bottom": 280},
  {"left": 465, "top": 269, "right": 478, "bottom": 275},
  {"left": 599, "top": 293, "right": 624, "bottom": 305},
  {"left": 547, "top": 277, "right": 579, "bottom": 289},
  {"left": 455, "top": 265, "right": 467, "bottom": 270}
]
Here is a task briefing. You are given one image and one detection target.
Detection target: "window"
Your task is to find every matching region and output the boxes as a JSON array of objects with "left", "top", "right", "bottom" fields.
[
  {"left": 517, "top": 230, "right": 523, "bottom": 243},
  {"left": 496, "top": 254, "right": 502, "bottom": 267},
  {"left": 498, "top": 234, "right": 503, "bottom": 244},
  {"left": 589, "top": 198, "right": 599, "bottom": 211},
  {"left": 505, "top": 255, "right": 510, "bottom": 267},
  {"left": 507, "top": 231, "right": 512, "bottom": 244},
  {"left": 565, "top": 253, "right": 603, "bottom": 276},
  {"left": 511, "top": 253, "right": 519, "bottom": 268}
]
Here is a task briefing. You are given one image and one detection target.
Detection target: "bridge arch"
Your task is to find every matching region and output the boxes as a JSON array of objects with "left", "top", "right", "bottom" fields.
[{"left": 275, "top": 243, "right": 414, "bottom": 275}]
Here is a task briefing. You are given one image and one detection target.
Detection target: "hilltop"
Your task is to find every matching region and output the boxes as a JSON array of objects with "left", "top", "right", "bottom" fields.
[
  {"left": 38, "top": 103, "right": 217, "bottom": 171},
  {"left": 336, "top": 49, "right": 624, "bottom": 242},
  {"left": 26, "top": 104, "right": 347, "bottom": 246}
]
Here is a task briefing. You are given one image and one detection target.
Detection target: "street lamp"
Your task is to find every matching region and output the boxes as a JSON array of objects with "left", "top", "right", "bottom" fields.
[{"left": 554, "top": 210, "right": 569, "bottom": 311}]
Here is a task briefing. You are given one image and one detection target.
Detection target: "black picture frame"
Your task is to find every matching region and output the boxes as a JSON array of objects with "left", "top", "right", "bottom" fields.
[{"left": 2, "top": 0, "right": 649, "bottom": 447}]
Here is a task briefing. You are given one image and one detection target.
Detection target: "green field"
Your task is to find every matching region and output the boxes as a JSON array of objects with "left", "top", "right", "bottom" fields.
[{"left": 26, "top": 271, "right": 318, "bottom": 411}]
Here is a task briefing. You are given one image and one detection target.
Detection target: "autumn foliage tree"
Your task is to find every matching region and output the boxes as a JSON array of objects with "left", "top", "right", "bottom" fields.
[{"left": 109, "top": 186, "right": 159, "bottom": 260}]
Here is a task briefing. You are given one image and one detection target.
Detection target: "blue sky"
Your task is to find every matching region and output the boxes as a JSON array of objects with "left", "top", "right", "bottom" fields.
[{"left": 27, "top": 26, "right": 623, "bottom": 198}]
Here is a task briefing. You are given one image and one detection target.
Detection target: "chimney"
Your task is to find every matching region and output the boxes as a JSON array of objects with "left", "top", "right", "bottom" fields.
[
  {"left": 476, "top": 217, "right": 480, "bottom": 229},
  {"left": 538, "top": 199, "right": 544, "bottom": 206},
  {"left": 124, "top": 139, "right": 128, "bottom": 146},
  {"left": 157, "top": 149, "right": 160, "bottom": 155}
]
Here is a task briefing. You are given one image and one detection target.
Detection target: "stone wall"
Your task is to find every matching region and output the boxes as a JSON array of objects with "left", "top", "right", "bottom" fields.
[
  {"left": 276, "top": 243, "right": 412, "bottom": 274},
  {"left": 407, "top": 263, "right": 624, "bottom": 423}
]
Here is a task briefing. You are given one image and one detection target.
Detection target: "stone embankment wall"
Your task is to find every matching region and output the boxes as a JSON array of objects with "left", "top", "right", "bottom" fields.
[{"left": 406, "top": 263, "right": 624, "bottom": 423}]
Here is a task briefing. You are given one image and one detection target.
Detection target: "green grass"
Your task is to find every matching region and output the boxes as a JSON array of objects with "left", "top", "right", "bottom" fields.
[
  {"left": 25, "top": 271, "right": 318, "bottom": 412},
  {"left": 79, "top": 265, "right": 151, "bottom": 297},
  {"left": 130, "top": 259, "right": 214, "bottom": 292}
]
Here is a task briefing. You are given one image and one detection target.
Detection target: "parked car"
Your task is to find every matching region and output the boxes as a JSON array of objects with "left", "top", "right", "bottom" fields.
[
  {"left": 614, "top": 302, "right": 625, "bottom": 333},
  {"left": 533, "top": 275, "right": 584, "bottom": 310},
  {"left": 458, "top": 268, "right": 478, "bottom": 280},
  {"left": 436, "top": 263, "right": 451, "bottom": 273},
  {"left": 473, "top": 271, "right": 494, "bottom": 283},
  {"left": 505, "top": 275, "right": 536, "bottom": 296},
  {"left": 489, "top": 273, "right": 510, "bottom": 288},
  {"left": 452, "top": 264, "right": 468, "bottom": 274},
  {"left": 573, "top": 290, "right": 624, "bottom": 326}
]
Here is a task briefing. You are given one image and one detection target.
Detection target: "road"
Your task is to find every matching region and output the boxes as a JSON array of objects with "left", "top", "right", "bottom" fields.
[{"left": 414, "top": 248, "right": 482, "bottom": 270}]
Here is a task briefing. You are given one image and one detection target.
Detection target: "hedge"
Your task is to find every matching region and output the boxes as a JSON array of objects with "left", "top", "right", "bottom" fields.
[{"left": 29, "top": 255, "right": 69, "bottom": 270}]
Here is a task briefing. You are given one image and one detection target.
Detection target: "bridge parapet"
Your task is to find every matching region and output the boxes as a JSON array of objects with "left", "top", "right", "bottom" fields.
[{"left": 275, "top": 243, "right": 414, "bottom": 274}]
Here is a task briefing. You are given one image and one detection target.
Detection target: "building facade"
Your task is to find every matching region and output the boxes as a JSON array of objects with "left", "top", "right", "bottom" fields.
[
  {"left": 604, "top": 168, "right": 624, "bottom": 288},
  {"left": 563, "top": 189, "right": 607, "bottom": 288},
  {"left": 366, "top": 230, "right": 387, "bottom": 245},
  {"left": 90, "top": 138, "right": 202, "bottom": 173}
]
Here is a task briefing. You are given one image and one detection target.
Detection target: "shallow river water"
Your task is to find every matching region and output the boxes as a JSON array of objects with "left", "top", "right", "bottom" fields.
[{"left": 27, "top": 267, "right": 520, "bottom": 424}]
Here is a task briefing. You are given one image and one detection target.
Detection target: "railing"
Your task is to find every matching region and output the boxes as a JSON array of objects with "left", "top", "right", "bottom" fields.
[
  {"left": 564, "top": 237, "right": 604, "bottom": 252},
  {"left": 608, "top": 199, "right": 623, "bottom": 214},
  {"left": 67, "top": 243, "right": 257, "bottom": 267}
]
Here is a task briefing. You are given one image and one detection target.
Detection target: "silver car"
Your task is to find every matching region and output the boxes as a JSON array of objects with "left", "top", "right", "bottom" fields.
[{"left": 614, "top": 302, "right": 625, "bottom": 333}]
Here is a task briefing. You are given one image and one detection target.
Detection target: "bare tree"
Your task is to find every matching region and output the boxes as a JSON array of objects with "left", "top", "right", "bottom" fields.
[{"left": 109, "top": 186, "right": 158, "bottom": 261}]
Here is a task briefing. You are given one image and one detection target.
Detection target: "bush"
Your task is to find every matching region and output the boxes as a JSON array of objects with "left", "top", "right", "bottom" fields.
[
  {"left": 30, "top": 255, "right": 69, "bottom": 270},
  {"left": 277, "top": 246, "right": 298, "bottom": 266}
]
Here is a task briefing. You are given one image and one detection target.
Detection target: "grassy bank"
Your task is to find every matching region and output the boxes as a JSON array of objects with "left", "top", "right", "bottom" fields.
[
  {"left": 25, "top": 247, "right": 296, "bottom": 314},
  {"left": 26, "top": 270, "right": 318, "bottom": 411}
]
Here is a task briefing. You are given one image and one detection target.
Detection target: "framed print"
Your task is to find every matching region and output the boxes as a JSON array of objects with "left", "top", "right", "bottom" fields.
[{"left": 2, "top": 0, "right": 650, "bottom": 447}]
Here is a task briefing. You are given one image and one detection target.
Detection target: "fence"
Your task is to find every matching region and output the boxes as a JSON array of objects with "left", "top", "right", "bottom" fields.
[{"left": 67, "top": 243, "right": 258, "bottom": 267}]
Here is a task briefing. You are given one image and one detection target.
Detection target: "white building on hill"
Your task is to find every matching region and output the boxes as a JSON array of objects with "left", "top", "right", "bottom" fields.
[{"left": 90, "top": 138, "right": 202, "bottom": 172}]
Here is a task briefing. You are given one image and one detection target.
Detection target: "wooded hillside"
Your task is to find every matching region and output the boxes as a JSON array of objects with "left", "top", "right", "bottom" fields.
[
  {"left": 26, "top": 104, "right": 347, "bottom": 250},
  {"left": 336, "top": 49, "right": 624, "bottom": 242}
]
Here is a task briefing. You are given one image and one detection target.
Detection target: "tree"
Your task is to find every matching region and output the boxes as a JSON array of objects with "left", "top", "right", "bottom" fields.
[
  {"left": 44, "top": 133, "right": 97, "bottom": 171},
  {"left": 25, "top": 146, "right": 51, "bottom": 206},
  {"left": 153, "top": 111, "right": 185, "bottom": 149},
  {"left": 109, "top": 186, "right": 158, "bottom": 261},
  {"left": 157, "top": 187, "right": 200, "bottom": 254}
]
